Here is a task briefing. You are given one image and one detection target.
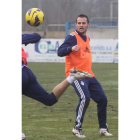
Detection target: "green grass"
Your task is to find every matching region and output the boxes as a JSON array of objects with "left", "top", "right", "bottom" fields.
[{"left": 22, "top": 62, "right": 118, "bottom": 140}]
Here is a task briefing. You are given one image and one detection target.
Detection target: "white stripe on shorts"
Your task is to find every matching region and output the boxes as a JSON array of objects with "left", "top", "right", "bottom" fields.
[{"left": 74, "top": 80, "right": 85, "bottom": 128}]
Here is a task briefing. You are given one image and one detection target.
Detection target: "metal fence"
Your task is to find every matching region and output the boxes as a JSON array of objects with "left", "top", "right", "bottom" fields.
[{"left": 65, "top": 20, "right": 118, "bottom": 36}]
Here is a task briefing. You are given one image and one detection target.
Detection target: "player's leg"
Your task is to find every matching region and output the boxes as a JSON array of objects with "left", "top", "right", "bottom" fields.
[
  {"left": 22, "top": 66, "right": 91, "bottom": 105},
  {"left": 22, "top": 66, "right": 77, "bottom": 105},
  {"left": 71, "top": 79, "right": 90, "bottom": 138},
  {"left": 22, "top": 66, "right": 58, "bottom": 106},
  {"left": 88, "top": 77, "right": 113, "bottom": 136},
  {"left": 52, "top": 79, "right": 70, "bottom": 99},
  {"left": 89, "top": 77, "right": 107, "bottom": 128}
]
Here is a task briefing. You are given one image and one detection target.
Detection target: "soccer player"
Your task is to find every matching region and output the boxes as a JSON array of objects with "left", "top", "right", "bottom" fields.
[
  {"left": 22, "top": 33, "right": 92, "bottom": 140},
  {"left": 57, "top": 14, "right": 113, "bottom": 138}
]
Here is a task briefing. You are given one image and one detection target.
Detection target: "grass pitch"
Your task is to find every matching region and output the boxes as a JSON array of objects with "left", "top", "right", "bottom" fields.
[{"left": 22, "top": 62, "right": 118, "bottom": 140}]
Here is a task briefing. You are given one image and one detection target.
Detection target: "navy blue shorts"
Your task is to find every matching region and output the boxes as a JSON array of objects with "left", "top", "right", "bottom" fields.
[{"left": 22, "top": 65, "right": 57, "bottom": 106}]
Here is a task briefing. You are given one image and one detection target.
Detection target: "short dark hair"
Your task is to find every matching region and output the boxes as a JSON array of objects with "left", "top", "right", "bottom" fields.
[{"left": 76, "top": 14, "right": 89, "bottom": 23}]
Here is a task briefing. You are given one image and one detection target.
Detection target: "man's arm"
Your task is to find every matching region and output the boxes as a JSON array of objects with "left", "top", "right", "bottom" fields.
[
  {"left": 22, "top": 33, "right": 41, "bottom": 46},
  {"left": 57, "top": 35, "right": 77, "bottom": 57}
]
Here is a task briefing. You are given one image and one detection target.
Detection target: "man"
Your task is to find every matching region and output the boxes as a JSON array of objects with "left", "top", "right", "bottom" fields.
[
  {"left": 57, "top": 14, "right": 113, "bottom": 138},
  {"left": 22, "top": 33, "right": 92, "bottom": 140}
]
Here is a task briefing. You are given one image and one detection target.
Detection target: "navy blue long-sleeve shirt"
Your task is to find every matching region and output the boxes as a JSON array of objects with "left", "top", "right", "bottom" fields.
[
  {"left": 22, "top": 33, "right": 41, "bottom": 46},
  {"left": 57, "top": 30, "right": 89, "bottom": 57}
]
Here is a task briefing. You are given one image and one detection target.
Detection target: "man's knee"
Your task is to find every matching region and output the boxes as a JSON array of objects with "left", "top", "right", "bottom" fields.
[
  {"left": 99, "top": 94, "right": 107, "bottom": 106},
  {"left": 85, "top": 98, "right": 90, "bottom": 108},
  {"left": 43, "top": 93, "right": 58, "bottom": 106},
  {"left": 80, "top": 98, "right": 90, "bottom": 108}
]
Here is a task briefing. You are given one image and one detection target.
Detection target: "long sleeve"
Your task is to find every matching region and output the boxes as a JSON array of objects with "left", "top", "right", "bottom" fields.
[
  {"left": 57, "top": 34, "right": 77, "bottom": 57},
  {"left": 22, "top": 33, "right": 41, "bottom": 45}
]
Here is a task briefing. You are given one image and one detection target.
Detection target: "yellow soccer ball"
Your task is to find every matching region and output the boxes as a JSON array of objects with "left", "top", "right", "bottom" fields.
[{"left": 25, "top": 8, "right": 44, "bottom": 26}]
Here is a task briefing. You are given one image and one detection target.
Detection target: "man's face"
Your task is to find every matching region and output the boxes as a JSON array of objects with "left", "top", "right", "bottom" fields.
[{"left": 75, "top": 17, "right": 90, "bottom": 35}]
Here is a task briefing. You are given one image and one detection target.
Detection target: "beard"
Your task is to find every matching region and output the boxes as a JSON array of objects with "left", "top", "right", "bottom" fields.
[{"left": 77, "top": 28, "right": 87, "bottom": 35}]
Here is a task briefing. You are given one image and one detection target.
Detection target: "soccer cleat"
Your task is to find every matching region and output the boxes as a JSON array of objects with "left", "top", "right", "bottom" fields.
[
  {"left": 22, "top": 133, "right": 26, "bottom": 140},
  {"left": 99, "top": 128, "right": 113, "bottom": 136},
  {"left": 72, "top": 127, "right": 86, "bottom": 138},
  {"left": 70, "top": 68, "right": 93, "bottom": 80}
]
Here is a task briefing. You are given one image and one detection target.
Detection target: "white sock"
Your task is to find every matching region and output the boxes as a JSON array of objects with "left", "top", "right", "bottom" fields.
[
  {"left": 66, "top": 75, "right": 76, "bottom": 84},
  {"left": 100, "top": 128, "right": 107, "bottom": 131}
]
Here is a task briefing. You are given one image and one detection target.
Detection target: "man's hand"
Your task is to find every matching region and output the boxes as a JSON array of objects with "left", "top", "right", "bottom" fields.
[{"left": 72, "top": 45, "right": 81, "bottom": 51}]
